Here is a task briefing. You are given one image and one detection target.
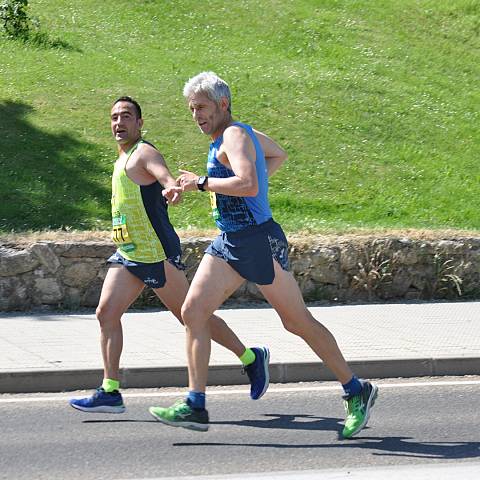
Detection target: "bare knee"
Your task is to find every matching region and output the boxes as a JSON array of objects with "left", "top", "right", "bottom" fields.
[
  {"left": 282, "top": 317, "right": 303, "bottom": 336},
  {"left": 181, "top": 298, "right": 210, "bottom": 329},
  {"left": 96, "top": 304, "right": 121, "bottom": 330},
  {"left": 281, "top": 310, "right": 315, "bottom": 337}
]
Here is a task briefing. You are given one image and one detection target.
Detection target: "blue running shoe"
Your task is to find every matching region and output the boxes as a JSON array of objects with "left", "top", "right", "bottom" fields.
[
  {"left": 69, "top": 388, "right": 126, "bottom": 413},
  {"left": 243, "top": 346, "right": 270, "bottom": 400}
]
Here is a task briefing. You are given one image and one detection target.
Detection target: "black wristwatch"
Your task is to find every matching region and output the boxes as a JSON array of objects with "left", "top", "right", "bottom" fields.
[{"left": 197, "top": 175, "right": 208, "bottom": 191}]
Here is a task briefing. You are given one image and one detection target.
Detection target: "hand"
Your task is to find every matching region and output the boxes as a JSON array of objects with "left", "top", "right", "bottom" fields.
[
  {"left": 162, "top": 186, "right": 182, "bottom": 205},
  {"left": 177, "top": 169, "right": 199, "bottom": 192}
]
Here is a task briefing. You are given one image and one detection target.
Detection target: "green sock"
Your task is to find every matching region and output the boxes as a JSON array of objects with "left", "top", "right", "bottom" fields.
[
  {"left": 102, "top": 378, "right": 120, "bottom": 393},
  {"left": 240, "top": 348, "right": 256, "bottom": 366}
]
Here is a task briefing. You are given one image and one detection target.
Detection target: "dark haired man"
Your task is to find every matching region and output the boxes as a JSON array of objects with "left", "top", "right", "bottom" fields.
[{"left": 69, "top": 97, "right": 270, "bottom": 414}]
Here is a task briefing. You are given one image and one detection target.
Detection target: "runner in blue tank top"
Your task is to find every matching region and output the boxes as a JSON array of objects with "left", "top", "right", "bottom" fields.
[{"left": 150, "top": 72, "right": 378, "bottom": 438}]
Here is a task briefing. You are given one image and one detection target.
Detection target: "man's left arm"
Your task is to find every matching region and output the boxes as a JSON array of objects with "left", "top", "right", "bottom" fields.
[
  {"left": 253, "top": 129, "right": 288, "bottom": 177},
  {"left": 142, "top": 147, "right": 182, "bottom": 204}
]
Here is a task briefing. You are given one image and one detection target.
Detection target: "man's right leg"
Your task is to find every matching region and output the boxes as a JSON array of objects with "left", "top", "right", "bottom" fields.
[
  {"left": 149, "top": 254, "right": 244, "bottom": 431},
  {"left": 96, "top": 266, "right": 145, "bottom": 381},
  {"left": 69, "top": 265, "right": 144, "bottom": 413}
]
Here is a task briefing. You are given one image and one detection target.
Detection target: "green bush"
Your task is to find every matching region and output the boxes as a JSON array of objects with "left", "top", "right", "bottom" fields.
[{"left": 0, "top": 0, "right": 30, "bottom": 39}]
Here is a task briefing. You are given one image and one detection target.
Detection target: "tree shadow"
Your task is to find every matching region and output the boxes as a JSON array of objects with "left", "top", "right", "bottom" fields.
[
  {"left": 27, "top": 30, "right": 82, "bottom": 52},
  {"left": 0, "top": 100, "right": 109, "bottom": 231}
]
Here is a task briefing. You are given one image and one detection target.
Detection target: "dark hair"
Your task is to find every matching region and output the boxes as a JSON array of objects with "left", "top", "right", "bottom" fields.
[{"left": 113, "top": 96, "right": 142, "bottom": 119}]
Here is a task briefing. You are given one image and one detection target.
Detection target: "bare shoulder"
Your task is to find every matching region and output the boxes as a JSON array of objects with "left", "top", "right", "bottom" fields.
[
  {"left": 223, "top": 124, "right": 250, "bottom": 142},
  {"left": 136, "top": 141, "right": 165, "bottom": 164},
  {"left": 137, "top": 141, "right": 161, "bottom": 157}
]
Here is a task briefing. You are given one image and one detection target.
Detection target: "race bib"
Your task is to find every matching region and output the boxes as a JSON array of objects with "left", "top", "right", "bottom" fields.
[
  {"left": 112, "top": 213, "right": 135, "bottom": 251},
  {"left": 209, "top": 192, "right": 220, "bottom": 220}
]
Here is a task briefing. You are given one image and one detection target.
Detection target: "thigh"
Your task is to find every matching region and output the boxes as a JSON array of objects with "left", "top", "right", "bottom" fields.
[
  {"left": 152, "top": 261, "right": 190, "bottom": 321},
  {"left": 98, "top": 265, "right": 145, "bottom": 317},
  {"left": 257, "top": 260, "right": 308, "bottom": 319},
  {"left": 184, "top": 253, "right": 245, "bottom": 318}
]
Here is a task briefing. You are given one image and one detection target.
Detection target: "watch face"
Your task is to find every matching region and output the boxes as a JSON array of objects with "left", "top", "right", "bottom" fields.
[{"left": 197, "top": 176, "right": 206, "bottom": 191}]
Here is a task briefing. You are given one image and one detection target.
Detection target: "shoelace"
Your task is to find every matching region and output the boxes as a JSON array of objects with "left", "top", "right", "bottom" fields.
[
  {"left": 171, "top": 402, "right": 193, "bottom": 418},
  {"left": 346, "top": 395, "right": 362, "bottom": 414},
  {"left": 92, "top": 387, "right": 103, "bottom": 399}
]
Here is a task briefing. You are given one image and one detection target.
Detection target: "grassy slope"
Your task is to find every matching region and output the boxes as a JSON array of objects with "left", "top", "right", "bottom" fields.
[{"left": 0, "top": 0, "right": 479, "bottom": 234}]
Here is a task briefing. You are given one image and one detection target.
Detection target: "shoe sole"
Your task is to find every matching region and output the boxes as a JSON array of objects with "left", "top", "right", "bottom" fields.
[
  {"left": 149, "top": 407, "right": 209, "bottom": 432},
  {"left": 252, "top": 347, "right": 270, "bottom": 400},
  {"left": 344, "top": 384, "right": 379, "bottom": 439},
  {"left": 69, "top": 403, "right": 126, "bottom": 414}
]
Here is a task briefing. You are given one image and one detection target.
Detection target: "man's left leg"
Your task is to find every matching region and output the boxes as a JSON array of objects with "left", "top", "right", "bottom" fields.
[{"left": 258, "top": 260, "right": 378, "bottom": 438}]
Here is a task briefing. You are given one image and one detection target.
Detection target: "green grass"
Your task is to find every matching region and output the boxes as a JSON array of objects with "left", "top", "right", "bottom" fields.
[{"left": 1, "top": 0, "right": 479, "bottom": 234}]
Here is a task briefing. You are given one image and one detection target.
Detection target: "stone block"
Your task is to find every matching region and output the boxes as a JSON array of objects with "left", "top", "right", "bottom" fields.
[
  {"left": 34, "top": 277, "right": 63, "bottom": 304},
  {"left": 63, "top": 262, "right": 99, "bottom": 288},
  {"left": 30, "top": 242, "right": 61, "bottom": 273},
  {"left": 0, "top": 276, "right": 29, "bottom": 310},
  {"left": 0, "top": 248, "right": 39, "bottom": 277}
]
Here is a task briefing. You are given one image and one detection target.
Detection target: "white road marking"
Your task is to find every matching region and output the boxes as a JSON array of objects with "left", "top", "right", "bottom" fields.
[{"left": 0, "top": 378, "right": 479, "bottom": 404}]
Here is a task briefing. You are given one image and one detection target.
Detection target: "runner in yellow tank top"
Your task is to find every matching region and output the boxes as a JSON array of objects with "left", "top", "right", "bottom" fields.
[
  {"left": 69, "top": 97, "right": 270, "bottom": 414},
  {"left": 111, "top": 138, "right": 175, "bottom": 263}
]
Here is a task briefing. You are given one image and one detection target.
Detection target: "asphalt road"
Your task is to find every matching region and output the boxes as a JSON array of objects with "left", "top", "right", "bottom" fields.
[{"left": 1, "top": 378, "right": 479, "bottom": 479}]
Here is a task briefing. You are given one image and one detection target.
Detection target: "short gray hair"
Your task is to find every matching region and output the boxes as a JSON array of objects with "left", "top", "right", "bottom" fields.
[{"left": 183, "top": 71, "right": 231, "bottom": 111}]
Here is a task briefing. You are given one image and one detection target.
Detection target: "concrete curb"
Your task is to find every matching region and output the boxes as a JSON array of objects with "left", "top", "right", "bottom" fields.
[{"left": 1, "top": 357, "right": 479, "bottom": 393}]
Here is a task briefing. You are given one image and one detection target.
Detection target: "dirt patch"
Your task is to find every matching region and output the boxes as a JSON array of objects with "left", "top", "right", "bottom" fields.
[{"left": 1, "top": 227, "right": 479, "bottom": 248}]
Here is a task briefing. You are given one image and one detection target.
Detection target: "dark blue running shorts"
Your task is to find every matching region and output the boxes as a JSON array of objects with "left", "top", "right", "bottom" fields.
[
  {"left": 107, "top": 251, "right": 186, "bottom": 289},
  {"left": 205, "top": 218, "right": 289, "bottom": 285}
]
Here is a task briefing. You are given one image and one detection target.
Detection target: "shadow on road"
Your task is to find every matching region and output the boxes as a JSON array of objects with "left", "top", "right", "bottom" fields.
[
  {"left": 175, "top": 413, "right": 480, "bottom": 460},
  {"left": 212, "top": 413, "right": 344, "bottom": 432},
  {"left": 175, "top": 436, "right": 480, "bottom": 460},
  {"left": 82, "top": 419, "right": 155, "bottom": 424}
]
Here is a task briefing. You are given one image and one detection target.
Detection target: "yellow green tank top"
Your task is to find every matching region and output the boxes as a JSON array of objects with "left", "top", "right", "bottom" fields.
[{"left": 111, "top": 140, "right": 181, "bottom": 263}]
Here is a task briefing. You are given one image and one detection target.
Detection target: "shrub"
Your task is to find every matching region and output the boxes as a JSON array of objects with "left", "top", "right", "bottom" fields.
[{"left": 0, "top": 0, "right": 30, "bottom": 39}]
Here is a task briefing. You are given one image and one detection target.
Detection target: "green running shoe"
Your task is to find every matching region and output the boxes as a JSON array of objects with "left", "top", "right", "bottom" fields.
[
  {"left": 342, "top": 380, "right": 378, "bottom": 439},
  {"left": 149, "top": 400, "right": 209, "bottom": 432}
]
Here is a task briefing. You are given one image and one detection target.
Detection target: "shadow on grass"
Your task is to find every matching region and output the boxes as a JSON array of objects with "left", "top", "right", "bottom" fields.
[
  {"left": 1, "top": 28, "right": 82, "bottom": 52},
  {"left": 0, "top": 100, "right": 109, "bottom": 231},
  {"left": 27, "top": 30, "right": 82, "bottom": 52}
]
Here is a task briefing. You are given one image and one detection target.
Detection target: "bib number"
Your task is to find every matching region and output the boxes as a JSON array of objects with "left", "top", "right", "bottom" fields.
[{"left": 112, "top": 213, "right": 135, "bottom": 251}]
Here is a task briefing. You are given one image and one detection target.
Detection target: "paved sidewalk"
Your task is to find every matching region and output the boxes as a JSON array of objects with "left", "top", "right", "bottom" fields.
[{"left": 0, "top": 301, "right": 479, "bottom": 393}]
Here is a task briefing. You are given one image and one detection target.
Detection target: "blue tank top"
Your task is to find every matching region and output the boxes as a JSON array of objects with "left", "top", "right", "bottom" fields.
[{"left": 207, "top": 122, "right": 272, "bottom": 232}]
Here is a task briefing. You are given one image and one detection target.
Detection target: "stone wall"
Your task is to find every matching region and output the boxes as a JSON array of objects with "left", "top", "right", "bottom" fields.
[{"left": 1, "top": 235, "right": 479, "bottom": 311}]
